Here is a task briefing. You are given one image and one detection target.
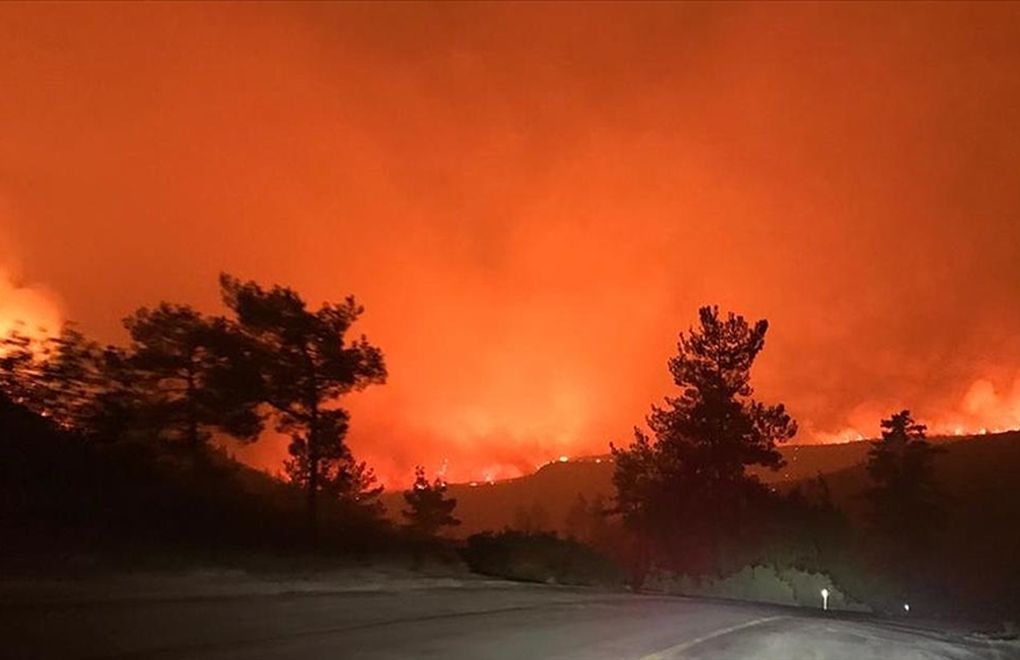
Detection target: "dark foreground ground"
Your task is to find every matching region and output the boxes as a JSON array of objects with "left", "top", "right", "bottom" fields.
[{"left": 2, "top": 570, "right": 1017, "bottom": 660}]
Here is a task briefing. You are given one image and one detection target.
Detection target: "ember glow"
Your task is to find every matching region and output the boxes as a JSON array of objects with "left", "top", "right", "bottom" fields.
[
  {"left": 0, "top": 262, "right": 61, "bottom": 343},
  {"left": 2, "top": 4, "right": 1020, "bottom": 486},
  {"left": 811, "top": 376, "right": 1020, "bottom": 446},
  {"left": 0, "top": 206, "right": 62, "bottom": 345}
]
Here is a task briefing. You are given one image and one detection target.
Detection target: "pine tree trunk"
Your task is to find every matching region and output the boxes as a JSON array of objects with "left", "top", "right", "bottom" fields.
[
  {"left": 185, "top": 365, "right": 201, "bottom": 457},
  {"left": 306, "top": 409, "right": 319, "bottom": 542}
]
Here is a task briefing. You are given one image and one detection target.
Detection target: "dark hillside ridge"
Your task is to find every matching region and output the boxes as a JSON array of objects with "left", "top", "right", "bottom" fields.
[
  {"left": 0, "top": 394, "right": 389, "bottom": 563},
  {"left": 381, "top": 432, "right": 1019, "bottom": 537},
  {"left": 817, "top": 431, "right": 1020, "bottom": 616}
]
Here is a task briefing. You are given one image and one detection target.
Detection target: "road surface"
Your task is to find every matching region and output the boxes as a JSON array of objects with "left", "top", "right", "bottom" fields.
[{"left": 2, "top": 574, "right": 1015, "bottom": 659}]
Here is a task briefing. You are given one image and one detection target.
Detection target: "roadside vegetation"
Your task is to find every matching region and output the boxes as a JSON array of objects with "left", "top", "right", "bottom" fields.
[
  {"left": 462, "top": 307, "right": 1015, "bottom": 622},
  {"left": 462, "top": 530, "right": 623, "bottom": 587},
  {"left": 2, "top": 292, "right": 1018, "bottom": 625},
  {"left": 604, "top": 307, "right": 956, "bottom": 616},
  {"left": 1, "top": 275, "right": 402, "bottom": 566}
]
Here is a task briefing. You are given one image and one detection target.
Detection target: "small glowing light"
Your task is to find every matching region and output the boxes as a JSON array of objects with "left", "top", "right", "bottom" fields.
[
  {"left": 558, "top": 455, "right": 569, "bottom": 462},
  {"left": 469, "top": 481, "right": 478, "bottom": 487},
  {"left": 820, "top": 588, "right": 830, "bottom": 611},
  {"left": 903, "top": 603, "right": 910, "bottom": 613},
  {"left": 595, "top": 458, "right": 601, "bottom": 464}
]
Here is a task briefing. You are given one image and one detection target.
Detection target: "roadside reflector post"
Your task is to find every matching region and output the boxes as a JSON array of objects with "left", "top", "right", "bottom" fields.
[{"left": 820, "top": 588, "right": 830, "bottom": 611}]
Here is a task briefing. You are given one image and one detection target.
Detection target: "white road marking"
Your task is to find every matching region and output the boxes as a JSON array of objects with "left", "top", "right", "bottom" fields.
[{"left": 638, "top": 615, "right": 787, "bottom": 660}]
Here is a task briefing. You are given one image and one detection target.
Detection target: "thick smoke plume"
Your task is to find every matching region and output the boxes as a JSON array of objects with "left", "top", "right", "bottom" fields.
[{"left": 2, "top": 4, "right": 1020, "bottom": 485}]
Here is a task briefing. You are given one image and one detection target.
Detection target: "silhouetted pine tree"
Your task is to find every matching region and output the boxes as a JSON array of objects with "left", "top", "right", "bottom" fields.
[
  {"left": 219, "top": 274, "right": 386, "bottom": 536},
  {"left": 865, "top": 410, "right": 944, "bottom": 565},
  {"left": 612, "top": 306, "right": 797, "bottom": 575},
  {"left": 0, "top": 325, "right": 107, "bottom": 431},
  {"left": 402, "top": 466, "right": 460, "bottom": 537},
  {"left": 123, "top": 303, "right": 261, "bottom": 453}
]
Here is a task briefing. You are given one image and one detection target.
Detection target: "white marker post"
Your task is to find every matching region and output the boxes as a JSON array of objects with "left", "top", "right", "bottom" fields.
[{"left": 820, "top": 588, "right": 830, "bottom": 611}]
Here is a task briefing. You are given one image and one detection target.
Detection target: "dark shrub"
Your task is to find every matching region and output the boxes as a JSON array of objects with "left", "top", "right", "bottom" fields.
[{"left": 462, "top": 530, "right": 623, "bottom": 587}]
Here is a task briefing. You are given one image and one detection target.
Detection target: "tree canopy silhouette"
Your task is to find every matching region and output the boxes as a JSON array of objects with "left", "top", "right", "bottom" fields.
[
  {"left": 401, "top": 466, "right": 460, "bottom": 537},
  {"left": 219, "top": 274, "right": 386, "bottom": 535},
  {"left": 865, "top": 410, "right": 944, "bottom": 559},
  {"left": 123, "top": 303, "right": 262, "bottom": 452},
  {"left": 612, "top": 306, "right": 797, "bottom": 574},
  {"left": 0, "top": 325, "right": 107, "bottom": 431}
]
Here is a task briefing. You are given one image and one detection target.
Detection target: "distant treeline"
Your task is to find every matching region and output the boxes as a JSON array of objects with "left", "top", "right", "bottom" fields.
[
  {"left": 0, "top": 274, "right": 463, "bottom": 560},
  {"left": 1, "top": 274, "right": 391, "bottom": 535},
  {"left": 3, "top": 289, "right": 1017, "bottom": 620}
]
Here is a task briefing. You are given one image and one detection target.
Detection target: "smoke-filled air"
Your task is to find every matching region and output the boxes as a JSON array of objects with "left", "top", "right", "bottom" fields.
[{"left": 3, "top": 3, "right": 1020, "bottom": 485}]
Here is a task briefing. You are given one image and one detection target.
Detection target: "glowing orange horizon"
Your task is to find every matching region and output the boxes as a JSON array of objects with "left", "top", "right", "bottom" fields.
[{"left": 3, "top": 3, "right": 1020, "bottom": 488}]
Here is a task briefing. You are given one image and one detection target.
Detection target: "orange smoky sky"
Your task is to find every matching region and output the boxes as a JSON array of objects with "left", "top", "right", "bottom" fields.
[{"left": 2, "top": 2, "right": 1020, "bottom": 486}]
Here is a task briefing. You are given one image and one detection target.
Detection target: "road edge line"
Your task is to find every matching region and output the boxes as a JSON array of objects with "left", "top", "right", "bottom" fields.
[{"left": 638, "top": 615, "right": 787, "bottom": 660}]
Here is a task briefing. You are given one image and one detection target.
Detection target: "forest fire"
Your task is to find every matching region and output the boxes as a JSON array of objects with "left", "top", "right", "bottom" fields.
[
  {"left": 811, "top": 376, "right": 1020, "bottom": 449},
  {"left": 3, "top": 4, "right": 1020, "bottom": 655},
  {"left": 0, "top": 267, "right": 61, "bottom": 344},
  {"left": 2, "top": 2, "right": 1020, "bottom": 489}
]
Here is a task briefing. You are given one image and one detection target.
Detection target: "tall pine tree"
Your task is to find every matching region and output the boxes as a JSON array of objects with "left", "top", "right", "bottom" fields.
[
  {"left": 219, "top": 274, "right": 386, "bottom": 536},
  {"left": 402, "top": 466, "right": 460, "bottom": 537},
  {"left": 866, "top": 410, "right": 944, "bottom": 558},
  {"left": 613, "top": 306, "right": 797, "bottom": 574}
]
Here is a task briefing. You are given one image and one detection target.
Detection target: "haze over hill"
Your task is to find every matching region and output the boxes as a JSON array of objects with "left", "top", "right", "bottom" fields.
[
  {"left": 389, "top": 432, "right": 1018, "bottom": 538},
  {"left": 4, "top": 4, "right": 1020, "bottom": 653},
  {"left": 5, "top": 3, "right": 1020, "bottom": 485}
]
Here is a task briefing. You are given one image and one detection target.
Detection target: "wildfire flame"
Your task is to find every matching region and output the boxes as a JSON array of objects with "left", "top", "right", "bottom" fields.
[
  {"left": 0, "top": 266, "right": 61, "bottom": 344},
  {"left": 811, "top": 376, "right": 1020, "bottom": 443}
]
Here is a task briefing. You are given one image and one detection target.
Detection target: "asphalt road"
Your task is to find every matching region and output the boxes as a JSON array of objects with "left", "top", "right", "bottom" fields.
[{"left": 3, "top": 579, "right": 1016, "bottom": 660}]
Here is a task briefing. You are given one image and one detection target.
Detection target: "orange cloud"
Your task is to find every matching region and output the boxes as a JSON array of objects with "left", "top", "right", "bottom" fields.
[{"left": 2, "top": 4, "right": 1020, "bottom": 486}]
